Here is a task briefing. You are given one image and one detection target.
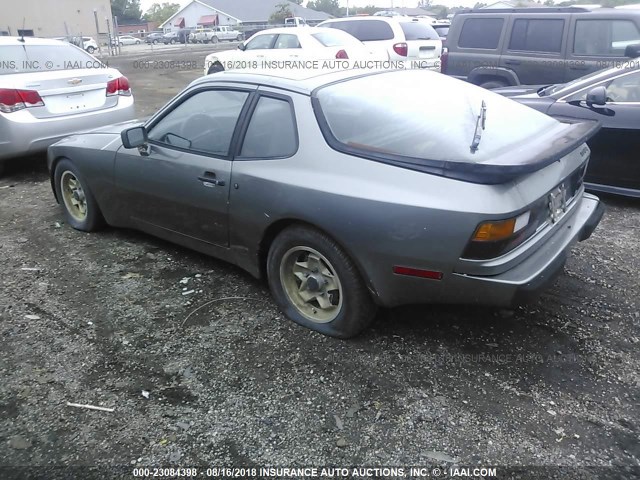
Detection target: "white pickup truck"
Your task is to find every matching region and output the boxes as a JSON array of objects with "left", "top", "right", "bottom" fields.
[{"left": 194, "top": 26, "right": 243, "bottom": 43}]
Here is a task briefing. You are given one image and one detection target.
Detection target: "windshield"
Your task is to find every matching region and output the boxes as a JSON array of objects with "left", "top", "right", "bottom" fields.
[
  {"left": 0, "top": 44, "right": 101, "bottom": 75},
  {"left": 315, "top": 70, "right": 562, "bottom": 165}
]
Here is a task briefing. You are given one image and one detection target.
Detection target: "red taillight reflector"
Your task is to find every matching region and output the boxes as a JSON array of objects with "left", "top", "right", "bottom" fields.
[
  {"left": 393, "top": 42, "right": 408, "bottom": 57},
  {"left": 440, "top": 50, "right": 448, "bottom": 73},
  {"left": 0, "top": 88, "right": 44, "bottom": 113},
  {"left": 106, "top": 76, "right": 131, "bottom": 97},
  {"left": 393, "top": 266, "right": 443, "bottom": 280},
  {"left": 335, "top": 49, "right": 349, "bottom": 59}
]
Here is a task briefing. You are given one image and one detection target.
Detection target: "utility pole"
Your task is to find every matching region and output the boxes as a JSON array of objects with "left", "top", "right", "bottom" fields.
[
  {"left": 93, "top": 9, "right": 101, "bottom": 54},
  {"left": 346, "top": 0, "right": 349, "bottom": 17}
]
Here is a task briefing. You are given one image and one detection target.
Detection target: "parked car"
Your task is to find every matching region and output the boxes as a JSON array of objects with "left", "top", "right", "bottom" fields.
[
  {"left": 114, "top": 35, "right": 141, "bottom": 46},
  {"left": 47, "top": 68, "right": 604, "bottom": 338},
  {"left": 53, "top": 36, "right": 98, "bottom": 54},
  {"left": 318, "top": 16, "right": 442, "bottom": 70},
  {"left": 0, "top": 36, "right": 134, "bottom": 176},
  {"left": 162, "top": 31, "right": 179, "bottom": 44},
  {"left": 190, "top": 28, "right": 213, "bottom": 43},
  {"left": 442, "top": 6, "right": 640, "bottom": 88},
  {"left": 495, "top": 56, "right": 640, "bottom": 198},
  {"left": 145, "top": 32, "right": 165, "bottom": 44},
  {"left": 203, "top": 27, "right": 387, "bottom": 75}
]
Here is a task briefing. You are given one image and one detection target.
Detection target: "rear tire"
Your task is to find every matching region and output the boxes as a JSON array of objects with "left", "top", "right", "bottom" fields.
[
  {"left": 479, "top": 79, "right": 507, "bottom": 89},
  {"left": 236, "top": 34, "right": 243, "bottom": 41},
  {"left": 86, "top": 46, "right": 95, "bottom": 54},
  {"left": 54, "top": 159, "right": 104, "bottom": 232},
  {"left": 267, "top": 225, "right": 377, "bottom": 338}
]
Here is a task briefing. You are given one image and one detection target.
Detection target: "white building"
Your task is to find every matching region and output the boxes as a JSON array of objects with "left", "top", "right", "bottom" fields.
[{"left": 160, "top": 0, "right": 331, "bottom": 32}]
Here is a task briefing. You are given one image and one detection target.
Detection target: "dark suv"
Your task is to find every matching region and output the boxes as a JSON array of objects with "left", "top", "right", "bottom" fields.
[{"left": 442, "top": 7, "right": 640, "bottom": 88}]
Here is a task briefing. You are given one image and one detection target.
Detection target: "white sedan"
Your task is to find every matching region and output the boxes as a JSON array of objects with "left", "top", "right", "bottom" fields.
[
  {"left": 115, "top": 35, "right": 141, "bottom": 46},
  {"left": 203, "top": 27, "right": 387, "bottom": 75}
]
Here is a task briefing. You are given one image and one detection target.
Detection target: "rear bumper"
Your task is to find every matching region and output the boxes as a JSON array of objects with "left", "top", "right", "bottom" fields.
[
  {"left": 448, "top": 193, "right": 604, "bottom": 307},
  {"left": 374, "top": 193, "right": 604, "bottom": 307},
  {"left": 0, "top": 97, "right": 134, "bottom": 161}
]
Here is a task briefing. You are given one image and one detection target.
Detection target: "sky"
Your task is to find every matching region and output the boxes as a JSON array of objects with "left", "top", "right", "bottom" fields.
[{"left": 138, "top": 0, "right": 482, "bottom": 16}]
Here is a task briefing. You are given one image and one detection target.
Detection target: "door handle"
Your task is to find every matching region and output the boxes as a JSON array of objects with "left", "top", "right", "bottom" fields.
[
  {"left": 504, "top": 59, "right": 520, "bottom": 65},
  {"left": 198, "top": 172, "right": 225, "bottom": 187}
]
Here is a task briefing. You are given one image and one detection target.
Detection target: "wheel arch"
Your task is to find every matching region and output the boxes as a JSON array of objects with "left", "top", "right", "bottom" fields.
[
  {"left": 468, "top": 67, "right": 519, "bottom": 86},
  {"left": 257, "top": 218, "right": 380, "bottom": 303}
]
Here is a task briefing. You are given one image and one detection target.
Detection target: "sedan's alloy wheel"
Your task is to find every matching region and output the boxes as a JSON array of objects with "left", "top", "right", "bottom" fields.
[
  {"left": 60, "top": 171, "right": 88, "bottom": 222},
  {"left": 279, "top": 246, "right": 343, "bottom": 323}
]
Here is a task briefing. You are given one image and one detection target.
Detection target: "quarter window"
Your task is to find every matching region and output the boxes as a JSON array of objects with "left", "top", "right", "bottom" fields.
[
  {"left": 509, "top": 19, "right": 564, "bottom": 53},
  {"left": 459, "top": 18, "right": 504, "bottom": 49},
  {"left": 574, "top": 20, "right": 640, "bottom": 56},
  {"left": 323, "top": 20, "right": 394, "bottom": 42},
  {"left": 148, "top": 89, "right": 249, "bottom": 156},
  {"left": 240, "top": 97, "right": 297, "bottom": 158}
]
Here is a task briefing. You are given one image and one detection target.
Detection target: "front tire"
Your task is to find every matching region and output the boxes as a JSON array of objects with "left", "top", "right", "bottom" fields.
[
  {"left": 207, "top": 62, "right": 224, "bottom": 74},
  {"left": 267, "top": 225, "right": 377, "bottom": 338},
  {"left": 237, "top": 34, "right": 243, "bottom": 41},
  {"left": 211, "top": 36, "right": 218, "bottom": 44},
  {"left": 54, "top": 159, "right": 104, "bottom": 232}
]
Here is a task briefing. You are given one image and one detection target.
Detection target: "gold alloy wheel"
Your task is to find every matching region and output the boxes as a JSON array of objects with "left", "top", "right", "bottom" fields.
[
  {"left": 60, "top": 171, "right": 88, "bottom": 222},
  {"left": 279, "top": 246, "right": 343, "bottom": 324}
]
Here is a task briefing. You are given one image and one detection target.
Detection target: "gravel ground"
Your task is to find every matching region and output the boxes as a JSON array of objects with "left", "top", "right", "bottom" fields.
[{"left": 0, "top": 47, "right": 639, "bottom": 480}]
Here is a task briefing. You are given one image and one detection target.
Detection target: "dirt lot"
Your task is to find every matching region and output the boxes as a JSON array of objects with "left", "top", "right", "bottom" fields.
[{"left": 1, "top": 47, "right": 639, "bottom": 479}]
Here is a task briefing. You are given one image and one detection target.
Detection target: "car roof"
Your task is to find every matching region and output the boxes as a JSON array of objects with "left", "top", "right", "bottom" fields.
[
  {"left": 253, "top": 26, "right": 333, "bottom": 35},
  {"left": 190, "top": 68, "right": 394, "bottom": 95},
  {"left": 320, "top": 16, "right": 412, "bottom": 23},
  {"left": 0, "top": 36, "right": 69, "bottom": 46}
]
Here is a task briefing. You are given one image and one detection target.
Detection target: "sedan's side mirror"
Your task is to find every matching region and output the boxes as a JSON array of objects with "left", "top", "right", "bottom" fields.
[
  {"left": 238, "top": 43, "right": 246, "bottom": 51},
  {"left": 586, "top": 86, "right": 607, "bottom": 106},
  {"left": 624, "top": 43, "right": 640, "bottom": 58},
  {"left": 121, "top": 126, "right": 148, "bottom": 149}
]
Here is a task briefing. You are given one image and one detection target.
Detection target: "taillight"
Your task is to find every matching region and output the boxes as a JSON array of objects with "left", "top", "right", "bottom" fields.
[
  {"left": 440, "top": 50, "right": 448, "bottom": 74},
  {"left": 392, "top": 42, "right": 408, "bottom": 57},
  {"left": 0, "top": 88, "right": 45, "bottom": 113},
  {"left": 106, "top": 76, "right": 131, "bottom": 97},
  {"left": 335, "top": 49, "right": 349, "bottom": 59}
]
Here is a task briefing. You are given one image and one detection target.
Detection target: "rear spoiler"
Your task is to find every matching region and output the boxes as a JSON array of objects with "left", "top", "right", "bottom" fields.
[{"left": 357, "top": 119, "right": 600, "bottom": 185}]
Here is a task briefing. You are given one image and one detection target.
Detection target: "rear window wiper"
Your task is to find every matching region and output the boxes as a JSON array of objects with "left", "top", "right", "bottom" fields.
[{"left": 470, "top": 100, "right": 487, "bottom": 154}]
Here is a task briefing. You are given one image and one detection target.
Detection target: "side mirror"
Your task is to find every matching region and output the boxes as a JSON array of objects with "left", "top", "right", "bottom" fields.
[
  {"left": 121, "top": 126, "right": 148, "bottom": 149},
  {"left": 237, "top": 43, "right": 246, "bottom": 51},
  {"left": 586, "top": 86, "right": 607, "bottom": 106},
  {"left": 624, "top": 43, "right": 640, "bottom": 58}
]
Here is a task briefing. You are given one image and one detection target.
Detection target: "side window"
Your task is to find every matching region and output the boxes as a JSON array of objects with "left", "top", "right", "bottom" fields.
[
  {"left": 357, "top": 20, "right": 394, "bottom": 41},
  {"left": 148, "top": 90, "right": 249, "bottom": 156},
  {"left": 274, "top": 34, "right": 301, "bottom": 49},
  {"left": 509, "top": 19, "right": 564, "bottom": 53},
  {"left": 458, "top": 18, "right": 504, "bottom": 49},
  {"left": 574, "top": 20, "right": 640, "bottom": 56},
  {"left": 240, "top": 96, "right": 297, "bottom": 158},
  {"left": 606, "top": 71, "right": 640, "bottom": 102},
  {"left": 245, "top": 34, "right": 276, "bottom": 50}
]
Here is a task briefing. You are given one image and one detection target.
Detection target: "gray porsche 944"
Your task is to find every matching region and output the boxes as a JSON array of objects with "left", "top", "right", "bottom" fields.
[{"left": 47, "top": 69, "right": 605, "bottom": 338}]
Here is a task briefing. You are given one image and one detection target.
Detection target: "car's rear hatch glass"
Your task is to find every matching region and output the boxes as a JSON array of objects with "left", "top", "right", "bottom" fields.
[
  {"left": 313, "top": 70, "right": 599, "bottom": 184},
  {"left": 399, "top": 22, "right": 441, "bottom": 59}
]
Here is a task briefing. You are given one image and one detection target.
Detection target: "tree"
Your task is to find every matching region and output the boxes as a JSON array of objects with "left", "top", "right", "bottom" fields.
[
  {"left": 111, "top": 0, "right": 143, "bottom": 22},
  {"left": 291, "top": 0, "right": 304, "bottom": 4},
  {"left": 143, "top": 2, "right": 180, "bottom": 23},
  {"left": 269, "top": 2, "right": 293, "bottom": 24},
  {"left": 307, "top": 0, "right": 341, "bottom": 17}
]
